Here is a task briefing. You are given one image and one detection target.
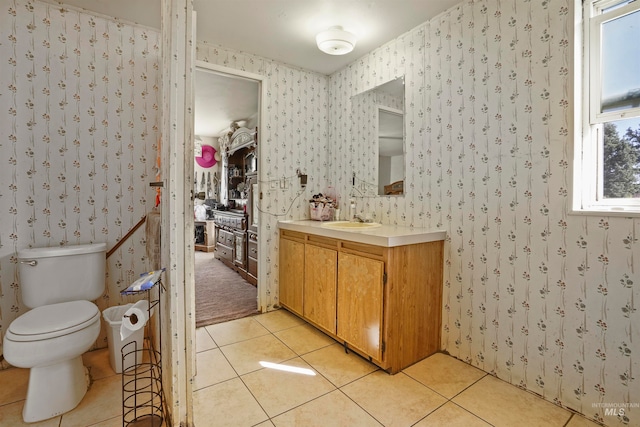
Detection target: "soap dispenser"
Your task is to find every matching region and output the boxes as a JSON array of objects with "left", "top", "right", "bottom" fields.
[{"left": 349, "top": 199, "right": 356, "bottom": 221}]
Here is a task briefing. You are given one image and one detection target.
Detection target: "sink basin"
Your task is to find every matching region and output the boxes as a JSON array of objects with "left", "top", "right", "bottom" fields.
[{"left": 320, "top": 221, "right": 382, "bottom": 230}]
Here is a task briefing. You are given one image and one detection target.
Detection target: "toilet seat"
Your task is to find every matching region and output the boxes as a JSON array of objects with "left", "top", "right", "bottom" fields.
[{"left": 7, "top": 300, "right": 99, "bottom": 342}]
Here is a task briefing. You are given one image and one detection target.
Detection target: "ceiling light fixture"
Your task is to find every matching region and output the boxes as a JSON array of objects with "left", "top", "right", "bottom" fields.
[{"left": 316, "top": 26, "right": 357, "bottom": 55}]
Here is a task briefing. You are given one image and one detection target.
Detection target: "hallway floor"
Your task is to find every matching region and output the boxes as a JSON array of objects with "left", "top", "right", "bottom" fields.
[{"left": 0, "top": 309, "right": 604, "bottom": 426}]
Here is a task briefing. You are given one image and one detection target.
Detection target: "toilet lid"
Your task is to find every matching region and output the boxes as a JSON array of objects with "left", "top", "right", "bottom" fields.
[{"left": 8, "top": 300, "right": 99, "bottom": 341}]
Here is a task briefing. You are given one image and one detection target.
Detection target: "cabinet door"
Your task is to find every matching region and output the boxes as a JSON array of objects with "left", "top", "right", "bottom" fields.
[
  {"left": 233, "top": 231, "right": 245, "bottom": 267},
  {"left": 304, "top": 244, "right": 337, "bottom": 333},
  {"left": 279, "top": 237, "right": 304, "bottom": 316},
  {"left": 337, "top": 252, "right": 384, "bottom": 361}
]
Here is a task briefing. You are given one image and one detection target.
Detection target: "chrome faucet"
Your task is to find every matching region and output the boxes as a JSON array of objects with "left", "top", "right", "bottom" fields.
[{"left": 353, "top": 214, "right": 372, "bottom": 223}]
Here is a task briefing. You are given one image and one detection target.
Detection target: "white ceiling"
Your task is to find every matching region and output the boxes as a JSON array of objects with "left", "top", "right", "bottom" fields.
[
  {"left": 60, "top": 0, "right": 461, "bottom": 75},
  {"left": 194, "top": 69, "right": 259, "bottom": 137}
]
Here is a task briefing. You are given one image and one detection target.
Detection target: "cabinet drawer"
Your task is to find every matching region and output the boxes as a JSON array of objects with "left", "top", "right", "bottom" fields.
[
  {"left": 280, "top": 229, "right": 305, "bottom": 243},
  {"left": 217, "top": 229, "right": 234, "bottom": 247},
  {"left": 233, "top": 230, "right": 246, "bottom": 268},
  {"left": 213, "top": 213, "right": 247, "bottom": 231},
  {"left": 215, "top": 243, "right": 233, "bottom": 262},
  {"left": 307, "top": 234, "right": 338, "bottom": 250},
  {"left": 341, "top": 240, "right": 385, "bottom": 258}
]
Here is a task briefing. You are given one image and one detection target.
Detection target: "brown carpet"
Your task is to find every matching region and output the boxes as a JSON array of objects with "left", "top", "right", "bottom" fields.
[{"left": 194, "top": 251, "right": 258, "bottom": 328}]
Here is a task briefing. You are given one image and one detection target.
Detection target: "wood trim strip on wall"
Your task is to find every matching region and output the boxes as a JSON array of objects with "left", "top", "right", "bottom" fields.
[{"left": 106, "top": 215, "right": 147, "bottom": 259}]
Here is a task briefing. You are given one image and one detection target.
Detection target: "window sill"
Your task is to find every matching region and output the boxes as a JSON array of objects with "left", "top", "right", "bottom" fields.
[{"left": 569, "top": 207, "right": 640, "bottom": 218}]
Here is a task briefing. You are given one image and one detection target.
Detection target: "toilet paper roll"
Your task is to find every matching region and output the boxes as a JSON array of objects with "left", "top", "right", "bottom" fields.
[{"left": 120, "top": 300, "right": 152, "bottom": 341}]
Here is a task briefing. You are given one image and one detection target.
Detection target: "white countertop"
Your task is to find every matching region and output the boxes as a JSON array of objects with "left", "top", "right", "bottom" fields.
[{"left": 278, "top": 220, "right": 446, "bottom": 247}]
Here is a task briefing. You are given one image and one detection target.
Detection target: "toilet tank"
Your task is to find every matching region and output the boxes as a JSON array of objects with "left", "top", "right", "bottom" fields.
[{"left": 18, "top": 243, "right": 107, "bottom": 308}]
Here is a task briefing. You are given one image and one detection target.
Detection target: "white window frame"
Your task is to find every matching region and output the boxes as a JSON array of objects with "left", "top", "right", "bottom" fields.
[{"left": 573, "top": 0, "right": 640, "bottom": 216}]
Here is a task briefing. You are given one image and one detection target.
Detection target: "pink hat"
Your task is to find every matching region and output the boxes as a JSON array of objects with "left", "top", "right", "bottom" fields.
[{"left": 196, "top": 145, "right": 217, "bottom": 168}]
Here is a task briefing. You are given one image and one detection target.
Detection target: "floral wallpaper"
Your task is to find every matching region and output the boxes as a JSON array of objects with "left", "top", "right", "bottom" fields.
[
  {"left": 330, "top": 0, "right": 638, "bottom": 425},
  {"left": 0, "top": 0, "right": 160, "bottom": 356},
  {"left": 195, "top": 42, "right": 331, "bottom": 313},
  {"left": 2, "top": 0, "right": 638, "bottom": 426}
]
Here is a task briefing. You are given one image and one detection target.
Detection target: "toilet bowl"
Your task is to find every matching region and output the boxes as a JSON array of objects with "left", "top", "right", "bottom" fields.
[
  {"left": 4, "top": 300, "right": 101, "bottom": 422},
  {"left": 2, "top": 242, "right": 107, "bottom": 422}
]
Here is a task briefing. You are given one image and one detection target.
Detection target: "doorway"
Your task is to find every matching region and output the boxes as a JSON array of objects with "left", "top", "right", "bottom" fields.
[{"left": 192, "top": 63, "right": 262, "bottom": 327}]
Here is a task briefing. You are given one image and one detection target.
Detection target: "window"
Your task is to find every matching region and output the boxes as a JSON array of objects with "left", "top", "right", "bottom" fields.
[{"left": 574, "top": 0, "right": 640, "bottom": 215}]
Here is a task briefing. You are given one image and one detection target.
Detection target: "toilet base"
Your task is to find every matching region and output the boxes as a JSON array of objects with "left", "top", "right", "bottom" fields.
[{"left": 22, "top": 355, "right": 90, "bottom": 423}]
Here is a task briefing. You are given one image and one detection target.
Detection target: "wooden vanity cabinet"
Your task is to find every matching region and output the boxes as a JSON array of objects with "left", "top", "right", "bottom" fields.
[
  {"left": 278, "top": 231, "right": 305, "bottom": 316},
  {"left": 279, "top": 229, "right": 443, "bottom": 373},
  {"left": 303, "top": 237, "right": 337, "bottom": 334},
  {"left": 337, "top": 251, "right": 385, "bottom": 363}
]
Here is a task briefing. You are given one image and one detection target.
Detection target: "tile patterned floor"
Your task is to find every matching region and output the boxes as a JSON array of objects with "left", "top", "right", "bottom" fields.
[
  {"left": 0, "top": 309, "right": 604, "bottom": 426},
  {"left": 193, "top": 310, "right": 604, "bottom": 427},
  {"left": 0, "top": 348, "right": 123, "bottom": 426}
]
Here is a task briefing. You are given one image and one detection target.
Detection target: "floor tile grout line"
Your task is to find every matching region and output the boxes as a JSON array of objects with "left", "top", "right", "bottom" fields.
[
  {"left": 448, "top": 373, "right": 583, "bottom": 426},
  {"left": 199, "top": 313, "right": 374, "bottom": 382},
  {"left": 194, "top": 355, "right": 578, "bottom": 427},
  {"left": 252, "top": 312, "right": 308, "bottom": 334},
  {"left": 446, "top": 372, "right": 488, "bottom": 400},
  {"left": 270, "top": 323, "right": 318, "bottom": 354},
  {"left": 2, "top": 330, "right": 597, "bottom": 427},
  {"left": 444, "top": 400, "right": 498, "bottom": 427},
  {"left": 202, "top": 320, "right": 272, "bottom": 348},
  {"left": 196, "top": 312, "right": 604, "bottom": 427},
  {"left": 207, "top": 322, "right": 376, "bottom": 425},
  {"left": 0, "top": 397, "right": 27, "bottom": 409},
  {"left": 192, "top": 374, "right": 241, "bottom": 393},
  {"left": 463, "top": 372, "right": 578, "bottom": 421},
  {"left": 379, "top": 371, "right": 452, "bottom": 427},
  {"left": 563, "top": 413, "right": 575, "bottom": 427},
  {"left": 399, "top": 369, "right": 458, "bottom": 402},
  {"left": 299, "top": 351, "right": 382, "bottom": 390},
  {"left": 231, "top": 325, "right": 342, "bottom": 424},
  {"left": 395, "top": 367, "right": 491, "bottom": 411},
  {"left": 199, "top": 324, "right": 218, "bottom": 348},
  {"left": 333, "top": 370, "right": 450, "bottom": 427},
  {"left": 213, "top": 327, "right": 309, "bottom": 377},
  {"left": 406, "top": 399, "right": 450, "bottom": 427},
  {"left": 202, "top": 311, "right": 311, "bottom": 347},
  {"left": 195, "top": 326, "right": 338, "bottom": 407},
  {"left": 262, "top": 388, "right": 341, "bottom": 423},
  {"left": 315, "top": 359, "right": 494, "bottom": 427},
  {"left": 333, "top": 387, "right": 386, "bottom": 426},
  {"left": 270, "top": 326, "right": 383, "bottom": 390},
  {"left": 234, "top": 372, "right": 272, "bottom": 424},
  {"left": 216, "top": 339, "right": 247, "bottom": 379}
]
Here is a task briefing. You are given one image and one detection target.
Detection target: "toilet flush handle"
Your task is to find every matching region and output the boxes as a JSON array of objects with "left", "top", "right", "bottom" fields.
[{"left": 20, "top": 260, "right": 37, "bottom": 266}]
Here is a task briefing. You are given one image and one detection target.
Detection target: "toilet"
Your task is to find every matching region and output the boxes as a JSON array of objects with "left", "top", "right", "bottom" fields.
[{"left": 3, "top": 242, "right": 107, "bottom": 423}]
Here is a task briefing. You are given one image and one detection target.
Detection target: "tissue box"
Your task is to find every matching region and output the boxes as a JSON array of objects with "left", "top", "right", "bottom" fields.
[{"left": 309, "top": 203, "right": 334, "bottom": 221}]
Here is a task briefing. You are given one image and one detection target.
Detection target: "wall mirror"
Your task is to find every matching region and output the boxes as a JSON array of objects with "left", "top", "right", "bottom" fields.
[{"left": 351, "top": 76, "right": 405, "bottom": 196}]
